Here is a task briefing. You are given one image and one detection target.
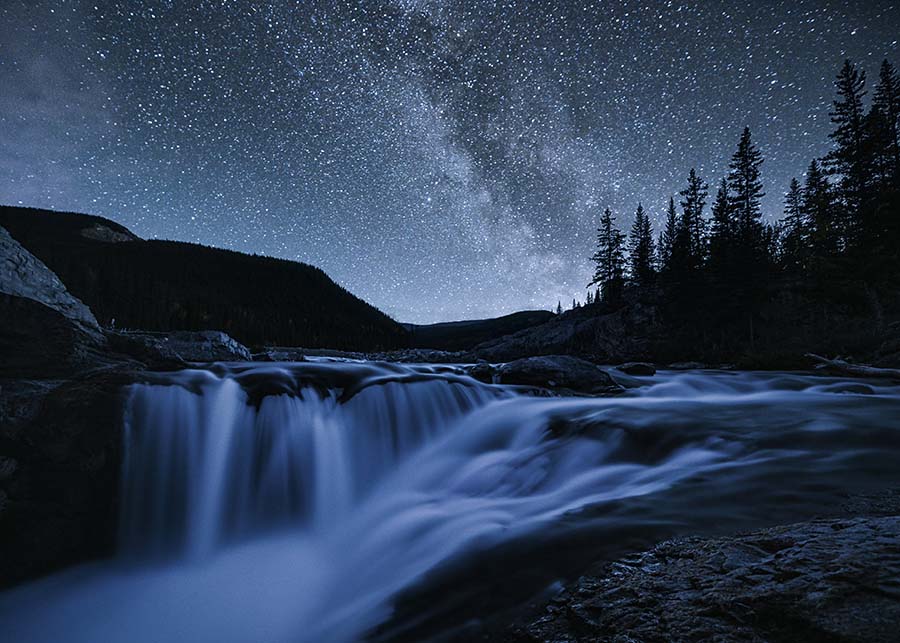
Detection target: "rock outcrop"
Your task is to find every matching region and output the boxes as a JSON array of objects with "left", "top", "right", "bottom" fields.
[
  {"left": 0, "top": 225, "right": 100, "bottom": 335},
  {"left": 497, "top": 355, "right": 622, "bottom": 395},
  {"left": 514, "top": 515, "right": 900, "bottom": 643},
  {"left": 1, "top": 226, "right": 107, "bottom": 378},
  {"left": 108, "top": 330, "right": 252, "bottom": 363}
]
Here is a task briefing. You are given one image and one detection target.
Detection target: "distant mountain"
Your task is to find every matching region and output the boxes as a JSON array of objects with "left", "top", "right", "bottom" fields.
[
  {"left": 0, "top": 206, "right": 406, "bottom": 351},
  {"left": 405, "top": 310, "right": 555, "bottom": 351}
]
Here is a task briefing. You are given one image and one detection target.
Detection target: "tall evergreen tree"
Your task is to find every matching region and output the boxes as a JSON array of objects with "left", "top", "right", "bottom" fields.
[
  {"left": 657, "top": 196, "right": 678, "bottom": 272},
  {"left": 803, "top": 159, "right": 837, "bottom": 267},
  {"left": 780, "top": 177, "right": 807, "bottom": 271},
  {"left": 873, "top": 59, "right": 900, "bottom": 184},
  {"left": 673, "top": 168, "right": 708, "bottom": 275},
  {"left": 590, "top": 207, "right": 626, "bottom": 303},
  {"left": 827, "top": 60, "right": 870, "bottom": 219},
  {"left": 727, "top": 127, "right": 766, "bottom": 252},
  {"left": 629, "top": 203, "right": 656, "bottom": 287},
  {"left": 708, "top": 178, "right": 733, "bottom": 275}
]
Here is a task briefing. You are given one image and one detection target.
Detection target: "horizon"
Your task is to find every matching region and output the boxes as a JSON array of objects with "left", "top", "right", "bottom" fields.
[{"left": 2, "top": 1, "right": 899, "bottom": 323}]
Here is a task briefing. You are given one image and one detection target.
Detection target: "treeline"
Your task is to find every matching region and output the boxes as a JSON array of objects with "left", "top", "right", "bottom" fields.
[
  {"left": 587, "top": 59, "right": 900, "bottom": 359},
  {"left": 0, "top": 206, "right": 407, "bottom": 351}
]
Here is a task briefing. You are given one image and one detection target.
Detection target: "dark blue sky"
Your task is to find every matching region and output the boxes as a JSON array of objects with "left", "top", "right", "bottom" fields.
[{"left": 2, "top": 0, "right": 899, "bottom": 322}]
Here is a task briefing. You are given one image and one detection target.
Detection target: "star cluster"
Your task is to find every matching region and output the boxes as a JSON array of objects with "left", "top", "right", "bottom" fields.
[{"left": 2, "top": 0, "right": 898, "bottom": 322}]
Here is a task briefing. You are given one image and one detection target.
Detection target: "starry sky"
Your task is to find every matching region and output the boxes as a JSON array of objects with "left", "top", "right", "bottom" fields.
[{"left": 2, "top": 1, "right": 899, "bottom": 323}]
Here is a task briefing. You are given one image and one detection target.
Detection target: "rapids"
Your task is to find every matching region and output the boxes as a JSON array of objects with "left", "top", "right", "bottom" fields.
[{"left": 2, "top": 360, "right": 900, "bottom": 642}]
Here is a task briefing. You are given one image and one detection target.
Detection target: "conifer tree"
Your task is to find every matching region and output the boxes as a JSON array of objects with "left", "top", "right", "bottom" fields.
[
  {"left": 708, "top": 178, "right": 733, "bottom": 272},
  {"left": 590, "top": 207, "right": 626, "bottom": 303},
  {"left": 657, "top": 196, "right": 678, "bottom": 272},
  {"left": 827, "top": 60, "right": 870, "bottom": 216},
  {"left": 803, "top": 159, "right": 837, "bottom": 267},
  {"left": 780, "top": 177, "right": 807, "bottom": 271},
  {"left": 873, "top": 59, "right": 900, "bottom": 184},
  {"left": 727, "top": 127, "right": 765, "bottom": 253},
  {"left": 629, "top": 203, "right": 656, "bottom": 287},
  {"left": 672, "top": 168, "right": 708, "bottom": 276}
]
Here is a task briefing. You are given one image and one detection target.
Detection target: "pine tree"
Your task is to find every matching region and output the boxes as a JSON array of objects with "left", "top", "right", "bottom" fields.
[
  {"left": 873, "top": 59, "right": 900, "bottom": 184},
  {"left": 707, "top": 178, "right": 735, "bottom": 283},
  {"left": 727, "top": 127, "right": 765, "bottom": 252},
  {"left": 827, "top": 60, "right": 870, "bottom": 217},
  {"left": 677, "top": 168, "right": 709, "bottom": 270},
  {"left": 803, "top": 159, "right": 837, "bottom": 268},
  {"left": 780, "top": 177, "right": 807, "bottom": 271},
  {"left": 590, "top": 207, "right": 626, "bottom": 303},
  {"left": 556, "top": 300, "right": 563, "bottom": 315},
  {"left": 657, "top": 196, "right": 678, "bottom": 272},
  {"left": 629, "top": 203, "right": 656, "bottom": 287}
]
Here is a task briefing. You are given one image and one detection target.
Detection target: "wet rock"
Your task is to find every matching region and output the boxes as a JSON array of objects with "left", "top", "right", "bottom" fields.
[
  {"left": 0, "top": 369, "right": 141, "bottom": 588},
  {"left": 497, "top": 355, "right": 622, "bottom": 395},
  {"left": 668, "top": 360, "right": 707, "bottom": 370},
  {"left": 516, "top": 515, "right": 900, "bottom": 643},
  {"left": 467, "top": 362, "right": 496, "bottom": 384},
  {"left": 616, "top": 362, "right": 656, "bottom": 376}
]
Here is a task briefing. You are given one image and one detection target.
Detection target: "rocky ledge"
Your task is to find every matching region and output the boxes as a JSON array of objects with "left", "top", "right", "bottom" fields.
[{"left": 510, "top": 514, "right": 900, "bottom": 643}]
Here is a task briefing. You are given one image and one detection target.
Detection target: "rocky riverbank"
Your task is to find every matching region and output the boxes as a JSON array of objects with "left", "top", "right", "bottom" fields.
[{"left": 506, "top": 504, "right": 900, "bottom": 643}]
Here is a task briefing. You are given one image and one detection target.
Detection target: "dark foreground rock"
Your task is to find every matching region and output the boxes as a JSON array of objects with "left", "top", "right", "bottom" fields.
[
  {"left": 108, "top": 329, "right": 252, "bottom": 363},
  {"left": 616, "top": 361, "right": 656, "bottom": 376},
  {"left": 497, "top": 355, "right": 623, "bottom": 395},
  {"left": 511, "top": 515, "right": 900, "bottom": 643}
]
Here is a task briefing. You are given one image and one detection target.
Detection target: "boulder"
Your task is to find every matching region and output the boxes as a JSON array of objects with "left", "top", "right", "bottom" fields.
[
  {"left": 0, "top": 225, "right": 100, "bottom": 335},
  {"left": 466, "top": 361, "right": 495, "bottom": 384},
  {"left": 497, "top": 355, "right": 622, "bottom": 395},
  {"left": 616, "top": 361, "right": 656, "bottom": 376},
  {"left": 668, "top": 360, "right": 707, "bottom": 370},
  {"left": 108, "top": 330, "right": 251, "bottom": 363}
]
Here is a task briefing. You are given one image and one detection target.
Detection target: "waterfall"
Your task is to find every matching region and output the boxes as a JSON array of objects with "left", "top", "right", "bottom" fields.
[
  {"left": 4, "top": 364, "right": 900, "bottom": 643},
  {"left": 119, "top": 364, "right": 504, "bottom": 559}
]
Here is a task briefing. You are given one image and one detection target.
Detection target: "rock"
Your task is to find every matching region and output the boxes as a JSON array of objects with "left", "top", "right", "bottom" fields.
[
  {"left": 0, "top": 294, "right": 108, "bottom": 378},
  {"left": 0, "top": 456, "right": 17, "bottom": 481},
  {"left": 497, "top": 355, "right": 622, "bottom": 395},
  {"left": 516, "top": 515, "right": 900, "bottom": 643},
  {"left": 0, "top": 225, "right": 101, "bottom": 335},
  {"left": 668, "top": 360, "right": 707, "bottom": 370},
  {"left": 108, "top": 330, "right": 251, "bottom": 363},
  {"left": 467, "top": 362, "right": 495, "bottom": 384},
  {"left": 0, "top": 368, "right": 142, "bottom": 588},
  {"left": 79, "top": 223, "right": 136, "bottom": 243},
  {"left": 616, "top": 361, "right": 656, "bottom": 376}
]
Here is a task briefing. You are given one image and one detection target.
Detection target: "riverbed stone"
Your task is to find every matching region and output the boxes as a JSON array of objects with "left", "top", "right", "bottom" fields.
[{"left": 497, "top": 355, "right": 622, "bottom": 394}]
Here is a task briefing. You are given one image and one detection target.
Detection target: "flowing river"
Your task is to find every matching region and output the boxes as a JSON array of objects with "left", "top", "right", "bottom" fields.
[{"left": 2, "top": 360, "right": 900, "bottom": 642}]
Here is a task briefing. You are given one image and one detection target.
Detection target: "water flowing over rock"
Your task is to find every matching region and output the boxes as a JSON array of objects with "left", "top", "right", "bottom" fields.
[{"left": 2, "top": 365, "right": 900, "bottom": 643}]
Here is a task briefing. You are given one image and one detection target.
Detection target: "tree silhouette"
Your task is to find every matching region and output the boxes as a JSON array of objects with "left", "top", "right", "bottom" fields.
[
  {"left": 590, "top": 207, "right": 626, "bottom": 303},
  {"left": 628, "top": 203, "right": 656, "bottom": 287}
]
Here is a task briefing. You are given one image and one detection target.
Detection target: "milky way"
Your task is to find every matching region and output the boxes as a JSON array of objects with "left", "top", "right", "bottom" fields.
[{"left": 2, "top": 1, "right": 899, "bottom": 322}]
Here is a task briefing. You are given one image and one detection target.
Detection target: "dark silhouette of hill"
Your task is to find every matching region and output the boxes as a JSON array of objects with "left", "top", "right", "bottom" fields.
[
  {"left": 405, "top": 310, "right": 555, "bottom": 351},
  {"left": 0, "top": 206, "right": 406, "bottom": 350}
]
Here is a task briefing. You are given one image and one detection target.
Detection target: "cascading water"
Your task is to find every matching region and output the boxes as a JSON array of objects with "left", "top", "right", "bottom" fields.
[{"left": 3, "top": 361, "right": 900, "bottom": 643}]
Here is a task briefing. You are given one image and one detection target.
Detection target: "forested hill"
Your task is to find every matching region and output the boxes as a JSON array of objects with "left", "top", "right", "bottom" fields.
[
  {"left": 405, "top": 310, "right": 555, "bottom": 351},
  {"left": 0, "top": 206, "right": 407, "bottom": 350}
]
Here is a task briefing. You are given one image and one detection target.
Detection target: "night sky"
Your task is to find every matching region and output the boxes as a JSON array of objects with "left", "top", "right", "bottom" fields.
[{"left": 2, "top": 1, "right": 899, "bottom": 323}]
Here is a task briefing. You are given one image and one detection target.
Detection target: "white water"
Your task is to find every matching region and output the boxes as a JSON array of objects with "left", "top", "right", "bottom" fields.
[{"left": 2, "top": 362, "right": 900, "bottom": 642}]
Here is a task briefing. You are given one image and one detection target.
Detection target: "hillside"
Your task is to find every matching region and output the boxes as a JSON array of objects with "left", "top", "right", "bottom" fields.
[
  {"left": 0, "top": 206, "right": 406, "bottom": 350},
  {"left": 405, "top": 310, "right": 555, "bottom": 351}
]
